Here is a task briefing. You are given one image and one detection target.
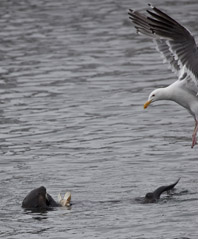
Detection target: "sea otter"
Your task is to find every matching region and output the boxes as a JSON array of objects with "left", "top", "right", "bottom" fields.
[
  {"left": 144, "top": 178, "right": 180, "bottom": 203},
  {"left": 22, "top": 186, "right": 71, "bottom": 210}
]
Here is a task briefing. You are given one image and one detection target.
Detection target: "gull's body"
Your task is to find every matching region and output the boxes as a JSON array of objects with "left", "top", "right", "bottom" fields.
[{"left": 128, "top": 4, "right": 198, "bottom": 148}]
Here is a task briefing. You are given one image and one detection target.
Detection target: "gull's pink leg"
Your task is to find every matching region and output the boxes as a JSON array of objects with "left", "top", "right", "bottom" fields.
[{"left": 192, "top": 119, "right": 198, "bottom": 148}]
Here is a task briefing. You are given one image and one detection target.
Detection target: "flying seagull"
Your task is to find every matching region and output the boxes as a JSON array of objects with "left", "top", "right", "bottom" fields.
[{"left": 128, "top": 4, "right": 198, "bottom": 148}]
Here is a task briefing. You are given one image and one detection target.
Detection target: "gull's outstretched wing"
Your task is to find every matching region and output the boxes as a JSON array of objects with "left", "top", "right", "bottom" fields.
[{"left": 128, "top": 5, "right": 198, "bottom": 91}]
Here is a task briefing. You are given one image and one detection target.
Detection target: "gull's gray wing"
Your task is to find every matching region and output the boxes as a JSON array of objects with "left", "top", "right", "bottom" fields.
[{"left": 128, "top": 5, "right": 198, "bottom": 92}]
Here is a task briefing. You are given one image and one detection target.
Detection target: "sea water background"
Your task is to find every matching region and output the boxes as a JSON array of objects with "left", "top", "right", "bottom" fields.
[{"left": 0, "top": 0, "right": 198, "bottom": 238}]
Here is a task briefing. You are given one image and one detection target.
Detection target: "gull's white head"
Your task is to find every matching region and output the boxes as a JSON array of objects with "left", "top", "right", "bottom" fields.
[{"left": 144, "top": 89, "right": 165, "bottom": 109}]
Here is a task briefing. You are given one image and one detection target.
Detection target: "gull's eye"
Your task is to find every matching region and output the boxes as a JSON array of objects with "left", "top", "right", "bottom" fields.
[{"left": 152, "top": 94, "right": 155, "bottom": 97}]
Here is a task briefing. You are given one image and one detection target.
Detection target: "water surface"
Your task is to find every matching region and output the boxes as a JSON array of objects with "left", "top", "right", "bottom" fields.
[{"left": 1, "top": 0, "right": 198, "bottom": 238}]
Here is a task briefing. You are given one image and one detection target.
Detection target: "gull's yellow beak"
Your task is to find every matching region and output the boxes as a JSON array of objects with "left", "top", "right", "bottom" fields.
[{"left": 144, "top": 100, "right": 152, "bottom": 109}]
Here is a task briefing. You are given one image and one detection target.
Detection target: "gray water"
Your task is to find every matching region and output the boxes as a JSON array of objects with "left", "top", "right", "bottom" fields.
[{"left": 1, "top": 0, "right": 198, "bottom": 238}]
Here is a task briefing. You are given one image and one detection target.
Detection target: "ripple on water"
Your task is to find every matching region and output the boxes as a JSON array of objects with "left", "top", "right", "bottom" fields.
[{"left": 0, "top": 0, "right": 198, "bottom": 238}]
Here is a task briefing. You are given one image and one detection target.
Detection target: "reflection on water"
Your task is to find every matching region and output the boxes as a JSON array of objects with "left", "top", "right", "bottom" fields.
[{"left": 0, "top": 0, "right": 198, "bottom": 238}]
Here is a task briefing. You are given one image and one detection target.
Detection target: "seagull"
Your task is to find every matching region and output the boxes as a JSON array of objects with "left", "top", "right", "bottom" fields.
[{"left": 128, "top": 4, "right": 198, "bottom": 148}]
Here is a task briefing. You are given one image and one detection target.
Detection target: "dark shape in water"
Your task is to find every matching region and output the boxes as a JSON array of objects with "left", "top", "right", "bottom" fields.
[
  {"left": 144, "top": 178, "right": 180, "bottom": 203},
  {"left": 22, "top": 186, "right": 60, "bottom": 210}
]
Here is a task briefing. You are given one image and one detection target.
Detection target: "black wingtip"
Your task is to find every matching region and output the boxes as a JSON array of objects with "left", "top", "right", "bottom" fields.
[
  {"left": 128, "top": 9, "right": 134, "bottom": 14},
  {"left": 128, "top": 9, "right": 135, "bottom": 18},
  {"left": 148, "top": 3, "right": 154, "bottom": 8},
  {"left": 146, "top": 9, "right": 152, "bottom": 15}
]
